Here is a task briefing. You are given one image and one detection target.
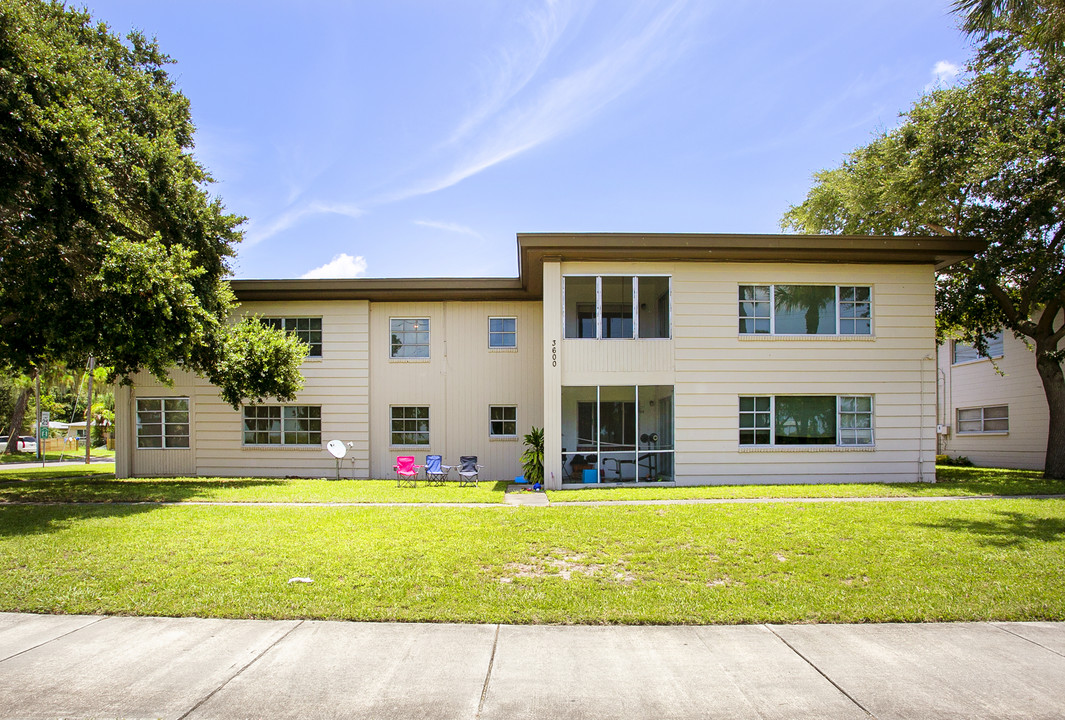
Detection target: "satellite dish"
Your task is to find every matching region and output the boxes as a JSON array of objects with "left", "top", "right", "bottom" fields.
[{"left": 326, "top": 440, "right": 347, "bottom": 459}]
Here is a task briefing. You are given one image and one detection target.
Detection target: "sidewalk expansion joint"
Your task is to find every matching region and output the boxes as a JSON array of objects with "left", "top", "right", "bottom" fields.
[
  {"left": 765, "top": 624, "right": 877, "bottom": 719},
  {"left": 0, "top": 615, "right": 107, "bottom": 665},
  {"left": 177, "top": 619, "right": 304, "bottom": 720},
  {"left": 475, "top": 624, "right": 501, "bottom": 719},
  {"left": 991, "top": 622, "right": 1065, "bottom": 659}
]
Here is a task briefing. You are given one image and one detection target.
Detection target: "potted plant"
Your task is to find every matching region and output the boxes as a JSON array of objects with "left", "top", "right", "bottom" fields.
[{"left": 520, "top": 426, "right": 544, "bottom": 488}]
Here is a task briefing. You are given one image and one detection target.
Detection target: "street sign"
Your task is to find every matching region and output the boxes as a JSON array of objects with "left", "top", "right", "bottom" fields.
[
  {"left": 40, "top": 411, "right": 50, "bottom": 428},
  {"left": 40, "top": 427, "right": 50, "bottom": 439}
]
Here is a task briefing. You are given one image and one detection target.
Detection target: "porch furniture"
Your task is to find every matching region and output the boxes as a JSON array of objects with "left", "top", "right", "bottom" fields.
[
  {"left": 457, "top": 456, "right": 482, "bottom": 487},
  {"left": 394, "top": 456, "right": 421, "bottom": 487},
  {"left": 424, "top": 455, "right": 451, "bottom": 485}
]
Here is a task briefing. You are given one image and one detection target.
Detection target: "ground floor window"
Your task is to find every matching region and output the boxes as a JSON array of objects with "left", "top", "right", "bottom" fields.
[
  {"left": 957, "top": 405, "right": 1008, "bottom": 433},
  {"left": 391, "top": 406, "right": 430, "bottom": 445},
  {"left": 561, "top": 385, "right": 674, "bottom": 483},
  {"left": 489, "top": 405, "right": 517, "bottom": 437},
  {"left": 136, "top": 397, "right": 190, "bottom": 449},
  {"left": 738, "top": 395, "right": 873, "bottom": 447},
  {"left": 243, "top": 405, "right": 321, "bottom": 446}
]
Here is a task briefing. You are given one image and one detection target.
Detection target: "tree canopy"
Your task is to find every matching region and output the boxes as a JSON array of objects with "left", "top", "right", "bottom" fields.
[
  {"left": 0, "top": 0, "right": 305, "bottom": 411},
  {"left": 783, "top": 9, "right": 1065, "bottom": 477}
]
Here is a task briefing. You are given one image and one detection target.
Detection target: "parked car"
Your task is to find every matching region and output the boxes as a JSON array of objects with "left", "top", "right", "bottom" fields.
[{"left": 0, "top": 435, "right": 37, "bottom": 453}]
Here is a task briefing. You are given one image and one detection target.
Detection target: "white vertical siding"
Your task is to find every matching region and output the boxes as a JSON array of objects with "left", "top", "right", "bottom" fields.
[{"left": 368, "top": 301, "right": 544, "bottom": 481}]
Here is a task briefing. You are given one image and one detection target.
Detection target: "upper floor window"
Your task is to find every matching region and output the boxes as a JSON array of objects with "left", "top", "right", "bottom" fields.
[
  {"left": 738, "top": 395, "right": 873, "bottom": 447},
  {"left": 952, "top": 330, "right": 1004, "bottom": 364},
  {"left": 263, "top": 317, "right": 322, "bottom": 357},
  {"left": 739, "top": 285, "right": 872, "bottom": 335},
  {"left": 136, "top": 397, "right": 190, "bottom": 449},
  {"left": 563, "top": 275, "right": 670, "bottom": 339},
  {"left": 489, "top": 317, "right": 517, "bottom": 348},
  {"left": 390, "top": 318, "right": 430, "bottom": 358}
]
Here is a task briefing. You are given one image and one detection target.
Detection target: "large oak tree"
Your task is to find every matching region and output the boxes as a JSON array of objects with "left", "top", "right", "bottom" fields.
[
  {"left": 0, "top": 1, "right": 306, "bottom": 453},
  {"left": 783, "top": 11, "right": 1065, "bottom": 478}
]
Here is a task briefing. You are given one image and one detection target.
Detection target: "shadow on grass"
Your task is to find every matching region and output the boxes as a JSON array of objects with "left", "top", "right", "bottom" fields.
[
  {"left": 0, "top": 503, "right": 163, "bottom": 538},
  {"left": 920, "top": 508, "right": 1065, "bottom": 548},
  {"left": 933, "top": 466, "right": 1064, "bottom": 496},
  {"left": 0, "top": 477, "right": 288, "bottom": 504}
]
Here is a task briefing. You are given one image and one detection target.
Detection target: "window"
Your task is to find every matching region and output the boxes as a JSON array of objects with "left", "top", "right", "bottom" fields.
[
  {"left": 391, "top": 406, "right": 430, "bottom": 445},
  {"left": 564, "top": 276, "right": 671, "bottom": 339},
  {"left": 738, "top": 395, "right": 874, "bottom": 447},
  {"left": 136, "top": 397, "right": 190, "bottom": 449},
  {"left": 263, "top": 317, "right": 322, "bottom": 357},
  {"left": 390, "top": 318, "right": 430, "bottom": 358},
  {"left": 738, "top": 285, "right": 872, "bottom": 335},
  {"left": 957, "top": 405, "right": 1008, "bottom": 433},
  {"left": 953, "top": 330, "right": 1004, "bottom": 364},
  {"left": 243, "top": 405, "right": 321, "bottom": 446},
  {"left": 489, "top": 317, "right": 517, "bottom": 348},
  {"left": 490, "top": 405, "right": 517, "bottom": 436}
]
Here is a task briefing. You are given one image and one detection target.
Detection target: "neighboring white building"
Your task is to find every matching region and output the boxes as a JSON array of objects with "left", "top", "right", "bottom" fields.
[
  {"left": 937, "top": 328, "right": 1051, "bottom": 470},
  {"left": 115, "top": 233, "right": 981, "bottom": 488}
]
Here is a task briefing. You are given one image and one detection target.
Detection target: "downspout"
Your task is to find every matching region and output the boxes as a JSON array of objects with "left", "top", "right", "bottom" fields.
[{"left": 920, "top": 353, "right": 936, "bottom": 482}]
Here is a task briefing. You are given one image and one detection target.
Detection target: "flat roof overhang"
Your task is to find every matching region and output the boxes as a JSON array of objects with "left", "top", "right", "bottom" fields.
[
  {"left": 232, "top": 233, "right": 985, "bottom": 302},
  {"left": 516, "top": 233, "right": 986, "bottom": 296}
]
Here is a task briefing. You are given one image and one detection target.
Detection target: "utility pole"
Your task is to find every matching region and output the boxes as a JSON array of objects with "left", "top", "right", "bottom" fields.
[
  {"left": 85, "top": 356, "right": 94, "bottom": 465},
  {"left": 35, "top": 372, "right": 41, "bottom": 463}
]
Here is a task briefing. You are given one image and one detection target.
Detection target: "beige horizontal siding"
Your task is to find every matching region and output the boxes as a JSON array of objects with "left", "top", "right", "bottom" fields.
[{"left": 938, "top": 328, "right": 1050, "bottom": 470}]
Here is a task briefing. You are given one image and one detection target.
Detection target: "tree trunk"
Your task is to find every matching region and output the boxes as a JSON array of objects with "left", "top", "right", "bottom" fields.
[
  {"left": 3, "top": 386, "right": 30, "bottom": 454},
  {"left": 1036, "top": 349, "right": 1065, "bottom": 479}
]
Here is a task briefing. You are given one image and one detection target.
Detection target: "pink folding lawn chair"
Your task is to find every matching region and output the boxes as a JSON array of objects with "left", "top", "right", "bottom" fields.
[{"left": 393, "top": 456, "right": 421, "bottom": 488}]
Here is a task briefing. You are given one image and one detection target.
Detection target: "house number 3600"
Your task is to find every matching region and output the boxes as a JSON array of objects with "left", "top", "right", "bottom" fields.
[{"left": 551, "top": 340, "right": 557, "bottom": 367}]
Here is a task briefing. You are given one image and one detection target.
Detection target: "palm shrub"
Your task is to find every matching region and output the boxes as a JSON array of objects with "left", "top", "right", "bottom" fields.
[{"left": 520, "top": 426, "right": 544, "bottom": 484}]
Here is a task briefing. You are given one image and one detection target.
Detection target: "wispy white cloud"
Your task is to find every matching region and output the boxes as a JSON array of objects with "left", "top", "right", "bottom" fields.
[
  {"left": 244, "top": 202, "right": 365, "bottom": 247},
  {"left": 413, "top": 220, "right": 482, "bottom": 238},
  {"left": 301, "top": 253, "right": 368, "bottom": 279},
  {"left": 380, "top": 0, "right": 698, "bottom": 203},
  {"left": 925, "top": 60, "right": 961, "bottom": 90}
]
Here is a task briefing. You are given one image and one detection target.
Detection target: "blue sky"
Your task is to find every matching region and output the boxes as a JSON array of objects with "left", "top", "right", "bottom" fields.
[{"left": 84, "top": 1, "right": 973, "bottom": 280}]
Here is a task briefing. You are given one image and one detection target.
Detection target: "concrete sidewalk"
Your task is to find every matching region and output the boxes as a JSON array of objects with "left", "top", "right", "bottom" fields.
[{"left": 1, "top": 614, "right": 1064, "bottom": 719}]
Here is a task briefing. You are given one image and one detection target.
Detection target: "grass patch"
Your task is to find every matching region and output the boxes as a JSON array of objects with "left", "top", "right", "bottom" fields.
[
  {"left": 0, "top": 446, "right": 114, "bottom": 464},
  {"left": 548, "top": 466, "right": 1062, "bottom": 502},
  {"left": 0, "top": 464, "right": 116, "bottom": 481},
  {"left": 0, "top": 476, "right": 507, "bottom": 504},
  {"left": 0, "top": 498, "right": 1062, "bottom": 624}
]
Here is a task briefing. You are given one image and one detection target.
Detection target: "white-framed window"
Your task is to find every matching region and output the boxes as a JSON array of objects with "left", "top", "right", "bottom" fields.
[
  {"left": 957, "top": 405, "right": 1009, "bottom": 433},
  {"left": 243, "top": 405, "right": 321, "bottom": 446},
  {"left": 490, "top": 405, "right": 517, "bottom": 437},
  {"left": 390, "top": 318, "right": 430, "bottom": 359},
  {"left": 263, "top": 317, "right": 322, "bottom": 357},
  {"left": 738, "top": 395, "right": 874, "bottom": 447},
  {"left": 391, "top": 406, "right": 430, "bottom": 445},
  {"left": 136, "top": 397, "right": 190, "bottom": 449},
  {"left": 738, "top": 285, "right": 872, "bottom": 335},
  {"left": 952, "top": 330, "right": 1004, "bottom": 364},
  {"left": 563, "top": 275, "right": 671, "bottom": 339},
  {"left": 489, "top": 317, "right": 517, "bottom": 348}
]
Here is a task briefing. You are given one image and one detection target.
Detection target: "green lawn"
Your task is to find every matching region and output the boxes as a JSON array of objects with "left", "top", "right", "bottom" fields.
[
  {"left": 0, "top": 465, "right": 1058, "bottom": 505},
  {"left": 0, "top": 446, "right": 115, "bottom": 464},
  {"left": 0, "top": 474, "right": 507, "bottom": 504},
  {"left": 548, "top": 466, "right": 1063, "bottom": 502},
  {"left": 0, "top": 498, "right": 1062, "bottom": 624}
]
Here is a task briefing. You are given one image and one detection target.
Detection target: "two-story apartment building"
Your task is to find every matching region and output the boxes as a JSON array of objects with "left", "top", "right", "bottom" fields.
[{"left": 115, "top": 233, "right": 981, "bottom": 489}]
